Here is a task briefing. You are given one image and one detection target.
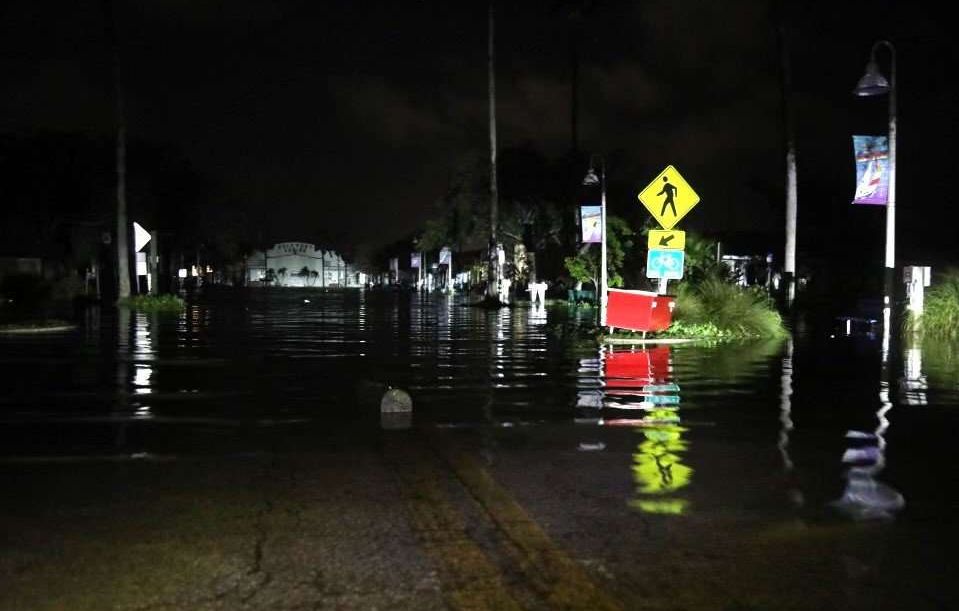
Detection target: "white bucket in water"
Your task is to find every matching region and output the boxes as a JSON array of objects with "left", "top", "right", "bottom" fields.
[{"left": 380, "top": 388, "right": 412, "bottom": 430}]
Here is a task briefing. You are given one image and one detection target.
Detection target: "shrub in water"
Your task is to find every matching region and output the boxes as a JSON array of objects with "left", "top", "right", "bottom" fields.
[
  {"left": 669, "top": 278, "right": 786, "bottom": 340},
  {"left": 913, "top": 268, "right": 959, "bottom": 341},
  {"left": 118, "top": 294, "right": 186, "bottom": 312}
]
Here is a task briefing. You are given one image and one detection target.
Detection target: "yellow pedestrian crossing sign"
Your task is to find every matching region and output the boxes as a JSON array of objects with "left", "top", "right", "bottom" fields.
[{"left": 638, "top": 165, "right": 700, "bottom": 230}]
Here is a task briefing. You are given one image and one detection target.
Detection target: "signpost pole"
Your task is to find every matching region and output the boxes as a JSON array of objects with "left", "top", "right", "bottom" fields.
[
  {"left": 149, "top": 230, "right": 158, "bottom": 295},
  {"left": 132, "top": 221, "right": 152, "bottom": 296}
]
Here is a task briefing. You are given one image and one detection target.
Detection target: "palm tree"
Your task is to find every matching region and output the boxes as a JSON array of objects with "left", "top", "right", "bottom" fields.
[
  {"left": 776, "top": 3, "right": 798, "bottom": 307},
  {"left": 102, "top": 0, "right": 130, "bottom": 299},
  {"left": 497, "top": 146, "right": 565, "bottom": 284},
  {"left": 486, "top": 0, "right": 503, "bottom": 301},
  {"left": 294, "top": 266, "right": 312, "bottom": 286}
]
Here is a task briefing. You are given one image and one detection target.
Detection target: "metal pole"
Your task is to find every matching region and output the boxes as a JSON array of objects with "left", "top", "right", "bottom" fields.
[
  {"left": 883, "top": 41, "right": 897, "bottom": 318},
  {"left": 149, "top": 230, "right": 158, "bottom": 295},
  {"left": 599, "top": 158, "right": 608, "bottom": 327},
  {"left": 873, "top": 40, "right": 897, "bottom": 357},
  {"left": 855, "top": 40, "right": 898, "bottom": 355}
]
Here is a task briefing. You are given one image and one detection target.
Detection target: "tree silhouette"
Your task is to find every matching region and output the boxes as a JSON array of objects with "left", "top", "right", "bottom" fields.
[
  {"left": 564, "top": 215, "right": 634, "bottom": 289},
  {"left": 295, "top": 266, "right": 314, "bottom": 286}
]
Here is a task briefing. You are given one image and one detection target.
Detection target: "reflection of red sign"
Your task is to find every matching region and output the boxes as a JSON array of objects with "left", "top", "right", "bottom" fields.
[
  {"left": 607, "top": 289, "right": 674, "bottom": 332},
  {"left": 605, "top": 346, "right": 670, "bottom": 386}
]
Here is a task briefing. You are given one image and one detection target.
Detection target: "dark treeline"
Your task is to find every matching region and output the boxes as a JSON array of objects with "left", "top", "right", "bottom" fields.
[{"left": 0, "top": 130, "right": 255, "bottom": 298}]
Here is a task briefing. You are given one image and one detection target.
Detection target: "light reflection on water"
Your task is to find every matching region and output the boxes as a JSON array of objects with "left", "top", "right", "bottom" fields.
[
  {"left": 0, "top": 289, "right": 957, "bottom": 525},
  {"left": 827, "top": 326, "right": 905, "bottom": 521},
  {"left": 599, "top": 346, "right": 692, "bottom": 514}
]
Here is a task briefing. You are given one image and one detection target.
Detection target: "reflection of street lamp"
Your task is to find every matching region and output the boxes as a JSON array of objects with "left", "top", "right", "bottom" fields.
[
  {"left": 853, "top": 40, "right": 897, "bottom": 344},
  {"left": 583, "top": 156, "right": 607, "bottom": 326}
]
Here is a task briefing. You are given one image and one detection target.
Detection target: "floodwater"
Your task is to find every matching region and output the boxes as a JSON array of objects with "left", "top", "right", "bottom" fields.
[{"left": 2, "top": 287, "right": 958, "bottom": 609}]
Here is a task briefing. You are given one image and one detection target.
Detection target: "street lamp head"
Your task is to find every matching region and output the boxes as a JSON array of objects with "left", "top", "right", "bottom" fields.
[
  {"left": 582, "top": 168, "right": 600, "bottom": 186},
  {"left": 853, "top": 59, "right": 890, "bottom": 96}
]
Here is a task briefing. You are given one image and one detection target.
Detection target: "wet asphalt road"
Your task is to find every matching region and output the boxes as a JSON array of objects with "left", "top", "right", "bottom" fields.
[{"left": 2, "top": 419, "right": 955, "bottom": 610}]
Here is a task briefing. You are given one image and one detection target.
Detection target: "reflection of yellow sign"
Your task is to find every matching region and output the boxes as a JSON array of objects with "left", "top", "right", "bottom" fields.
[
  {"left": 637, "top": 165, "right": 700, "bottom": 230},
  {"left": 648, "top": 230, "right": 685, "bottom": 250},
  {"left": 631, "top": 421, "right": 692, "bottom": 515}
]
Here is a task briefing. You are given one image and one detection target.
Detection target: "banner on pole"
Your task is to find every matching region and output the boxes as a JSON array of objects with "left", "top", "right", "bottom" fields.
[
  {"left": 580, "top": 205, "right": 601, "bottom": 243},
  {"left": 410, "top": 253, "right": 421, "bottom": 268},
  {"left": 852, "top": 135, "right": 889, "bottom": 205},
  {"left": 439, "top": 247, "right": 451, "bottom": 265}
]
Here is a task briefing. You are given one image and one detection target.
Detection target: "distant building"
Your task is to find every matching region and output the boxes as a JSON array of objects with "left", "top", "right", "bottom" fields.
[{"left": 245, "top": 242, "right": 359, "bottom": 287}]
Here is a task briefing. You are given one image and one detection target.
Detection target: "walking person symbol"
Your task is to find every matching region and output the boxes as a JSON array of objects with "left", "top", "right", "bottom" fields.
[{"left": 658, "top": 176, "right": 678, "bottom": 217}]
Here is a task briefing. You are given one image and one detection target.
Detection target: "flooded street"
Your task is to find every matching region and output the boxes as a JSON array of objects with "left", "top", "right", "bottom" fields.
[{"left": 1, "top": 288, "right": 957, "bottom": 610}]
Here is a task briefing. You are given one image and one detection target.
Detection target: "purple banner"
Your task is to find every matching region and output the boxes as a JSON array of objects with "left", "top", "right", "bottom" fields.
[
  {"left": 410, "top": 253, "right": 421, "bottom": 268},
  {"left": 580, "top": 205, "right": 602, "bottom": 244},
  {"left": 852, "top": 135, "right": 889, "bottom": 205}
]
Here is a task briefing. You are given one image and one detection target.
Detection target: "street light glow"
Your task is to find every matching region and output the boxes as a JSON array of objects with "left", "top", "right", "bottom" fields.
[
  {"left": 854, "top": 59, "right": 890, "bottom": 96},
  {"left": 582, "top": 168, "right": 600, "bottom": 186}
]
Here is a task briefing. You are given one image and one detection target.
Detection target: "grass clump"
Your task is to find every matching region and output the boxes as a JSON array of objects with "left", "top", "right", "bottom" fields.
[
  {"left": 654, "top": 320, "right": 736, "bottom": 341},
  {"left": 911, "top": 268, "right": 959, "bottom": 341},
  {"left": 662, "top": 278, "right": 787, "bottom": 340},
  {"left": 118, "top": 294, "right": 185, "bottom": 312},
  {"left": 902, "top": 269, "right": 959, "bottom": 386}
]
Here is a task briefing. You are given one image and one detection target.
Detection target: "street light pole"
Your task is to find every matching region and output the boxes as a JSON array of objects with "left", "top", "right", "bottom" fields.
[
  {"left": 583, "top": 156, "right": 607, "bottom": 327},
  {"left": 854, "top": 40, "right": 897, "bottom": 345},
  {"left": 600, "top": 158, "right": 607, "bottom": 327}
]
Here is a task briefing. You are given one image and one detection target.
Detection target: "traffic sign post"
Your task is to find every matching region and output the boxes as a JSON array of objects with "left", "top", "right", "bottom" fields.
[
  {"left": 637, "top": 165, "right": 700, "bottom": 294},
  {"left": 637, "top": 165, "right": 700, "bottom": 230},
  {"left": 132, "top": 222, "right": 154, "bottom": 295}
]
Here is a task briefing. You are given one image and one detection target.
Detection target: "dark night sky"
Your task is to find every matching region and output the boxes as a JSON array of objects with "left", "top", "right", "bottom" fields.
[{"left": 1, "top": 0, "right": 955, "bottom": 268}]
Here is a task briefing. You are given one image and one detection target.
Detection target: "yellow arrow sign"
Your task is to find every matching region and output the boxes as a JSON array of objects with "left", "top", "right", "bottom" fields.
[
  {"left": 638, "top": 165, "right": 700, "bottom": 230},
  {"left": 648, "top": 230, "right": 685, "bottom": 250}
]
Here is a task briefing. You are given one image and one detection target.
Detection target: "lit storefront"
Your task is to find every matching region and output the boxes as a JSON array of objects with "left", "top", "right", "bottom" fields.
[{"left": 245, "top": 242, "right": 355, "bottom": 287}]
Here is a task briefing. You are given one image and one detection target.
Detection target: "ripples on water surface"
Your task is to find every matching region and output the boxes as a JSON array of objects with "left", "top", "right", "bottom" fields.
[{"left": 1, "top": 288, "right": 958, "bottom": 524}]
